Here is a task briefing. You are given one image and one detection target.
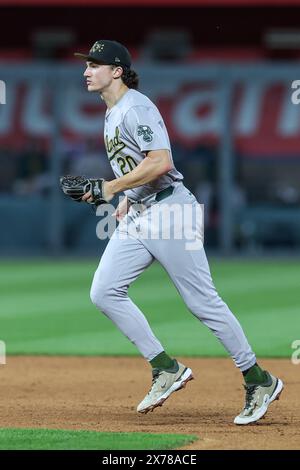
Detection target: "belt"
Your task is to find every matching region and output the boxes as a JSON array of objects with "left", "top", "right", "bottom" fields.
[
  {"left": 155, "top": 185, "right": 174, "bottom": 202},
  {"left": 129, "top": 185, "right": 175, "bottom": 206}
]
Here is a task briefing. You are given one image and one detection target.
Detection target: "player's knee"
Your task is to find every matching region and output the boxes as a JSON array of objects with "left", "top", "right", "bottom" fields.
[
  {"left": 90, "top": 281, "right": 109, "bottom": 310},
  {"left": 90, "top": 280, "right": 126, "bottom": 310}
]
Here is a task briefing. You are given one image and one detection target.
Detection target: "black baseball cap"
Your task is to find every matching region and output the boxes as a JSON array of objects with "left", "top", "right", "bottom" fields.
[{"left": 74, "top": 40, "right": 131, "bottom": 68}]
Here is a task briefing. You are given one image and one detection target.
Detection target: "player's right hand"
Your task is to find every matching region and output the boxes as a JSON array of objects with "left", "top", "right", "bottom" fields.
[{"left": 113, "top": 196, "right": 131, "bottom": 221}]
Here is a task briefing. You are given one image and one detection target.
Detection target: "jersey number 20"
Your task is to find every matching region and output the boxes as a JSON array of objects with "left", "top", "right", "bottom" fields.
[{"left": 117, "top": 156, "right": 138, "bottom": 175}]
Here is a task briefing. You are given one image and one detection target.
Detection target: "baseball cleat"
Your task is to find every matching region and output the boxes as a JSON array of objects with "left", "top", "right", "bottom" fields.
[
  {"left": 137, "top": 361, "right": 194, "bottom": 414},
  {"left": 234, "top": 371, "right": 284, "bottom": 425}
]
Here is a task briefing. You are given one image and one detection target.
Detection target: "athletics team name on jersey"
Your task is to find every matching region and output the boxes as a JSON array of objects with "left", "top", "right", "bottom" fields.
[
  {"left": 104, "top": 89, "right": 183, "bottom": 202},
  {"left": 105, "top": 126, "right": 138, "bottom": 177},
  {"left": 105, "top": 127, "right": 125, "bottom": 158}
]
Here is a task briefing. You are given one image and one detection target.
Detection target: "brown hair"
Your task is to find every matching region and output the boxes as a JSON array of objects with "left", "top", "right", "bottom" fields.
[
  {"left": 121, "top": 68, "right": 139, "bottom": 89},
  {"left": 111, "top": 65, "right": 139, "bottom": 89}
]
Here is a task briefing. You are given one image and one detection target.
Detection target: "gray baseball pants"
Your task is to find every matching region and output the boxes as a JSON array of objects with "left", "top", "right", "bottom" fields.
[{"left": 90, "top": 182, "right": 256, "bottom": 372}]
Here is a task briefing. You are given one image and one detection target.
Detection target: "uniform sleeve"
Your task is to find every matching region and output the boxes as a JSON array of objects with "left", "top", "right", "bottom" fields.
[{"left": 123, "top": 105, "right": 171, "bottom": 153}]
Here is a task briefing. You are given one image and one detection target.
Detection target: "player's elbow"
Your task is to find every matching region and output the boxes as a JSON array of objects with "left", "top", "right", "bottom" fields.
[
  {"left": 157, "top": 162, "right": 173, "bottom": 177},
  {"left": 161, "top": 152, "right": 173, "bottom": 174},
  {"left": 147, "top": 150, "right": 173, "bottom": 177},
  {"left": 155, "top": 155, "right": 173, "bottom": 176},
  {"left": 165, "top": 161, "right": 174, "bottom": 173}
]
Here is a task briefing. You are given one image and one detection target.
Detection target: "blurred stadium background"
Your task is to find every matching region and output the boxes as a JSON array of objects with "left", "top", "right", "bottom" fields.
[
  {"left": 1, "top": 0, "right": 300, "bottom": 257},
  {"left": 1, "top": 0, "right": 300, "bottom": 451}
]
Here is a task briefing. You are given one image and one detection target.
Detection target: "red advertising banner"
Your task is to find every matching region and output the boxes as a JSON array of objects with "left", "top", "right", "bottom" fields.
[{"left": 0, "top": 75, "right": 299, "bottom": 156}]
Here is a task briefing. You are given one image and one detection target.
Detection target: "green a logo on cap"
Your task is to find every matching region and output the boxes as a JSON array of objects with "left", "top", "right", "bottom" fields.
[{"left": 91, "top": 42, "right": 104, "bottom": 53}]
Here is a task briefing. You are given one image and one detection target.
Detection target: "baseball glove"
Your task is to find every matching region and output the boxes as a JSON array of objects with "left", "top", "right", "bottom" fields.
[{"left": 59, "top": 175, "right": 107, "bottom": 206}]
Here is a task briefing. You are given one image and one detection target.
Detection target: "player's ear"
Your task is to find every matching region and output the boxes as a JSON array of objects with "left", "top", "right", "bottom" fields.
[{"left": 112, "top": 66, "right": 123, "bottom": 79}]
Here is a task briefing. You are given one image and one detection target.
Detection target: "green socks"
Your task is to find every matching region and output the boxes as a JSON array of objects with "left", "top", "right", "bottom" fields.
[
  {"left": 243, "top": 363, "right": 269, "bottom": 385},
  {"left": 151, "top": 356, "right": 269, "bottom": 383},
  {"left": 150, "top": 351, "right": 176, "bottom": 371}
]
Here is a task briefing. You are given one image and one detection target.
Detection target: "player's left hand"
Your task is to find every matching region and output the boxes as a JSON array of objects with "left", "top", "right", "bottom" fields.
[
  {"left": 60, "top": 175, "right": 114, "bottom": 207},
  {"left": 82, "top": 180, "right": 115, "bottom": 204}
]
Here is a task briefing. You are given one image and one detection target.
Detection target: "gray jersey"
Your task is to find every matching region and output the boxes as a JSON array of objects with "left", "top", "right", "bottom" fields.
[
  {"left": 104, "top": 89, "right": 183, "bottom": 202},
  {"left": 92, "top": 87, "right": 257, "bottom": 396}
]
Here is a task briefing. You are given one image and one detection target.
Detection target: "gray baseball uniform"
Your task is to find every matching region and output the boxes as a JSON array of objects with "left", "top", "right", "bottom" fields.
[{"left": 90, "top": 89, "right": 256, "bottom": 372}]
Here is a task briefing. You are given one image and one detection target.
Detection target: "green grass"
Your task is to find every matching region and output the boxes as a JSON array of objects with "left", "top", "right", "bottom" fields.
[
  {"left": 0, "top": 259, "right": 299, "bottom": 357},
  {"left": 0, "top": 428, "right": 197, "bottom": 450}
]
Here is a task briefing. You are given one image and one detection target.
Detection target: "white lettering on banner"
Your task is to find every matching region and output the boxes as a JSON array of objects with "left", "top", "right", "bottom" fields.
[
  {"left": 63, "top": 86, "right": 104, "bottom": 135},
  {"left": 279, "top": 83, "right": 300, "bottom": 135},
  {"left": 22, "top": 83, "right": 51, "bottom": 134},
  {"left": 21, "top": 83, "right": 105, "bottom": 136},
  {"left": 235, "top": 81, "right": 266, "bottom": 135},
  {"left": 1, "top": 75, "right": 300, "bottom": 153},
  {"left": 173, "top": 89, "right": 221, "bottom": 137},
  {"left": 0, "top": 82, "right": 16, "bottom": 134}
]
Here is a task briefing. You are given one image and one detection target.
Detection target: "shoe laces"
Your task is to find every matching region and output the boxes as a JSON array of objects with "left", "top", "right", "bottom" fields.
[
  {"left": 244, "top": 384, "right": 258, "bottom": 410},
  {"left": 152, "top": 369, "right": 161, "bottom": 382},
  {"left": 146, "top": 369, "right": 162, "bottom": 395}
]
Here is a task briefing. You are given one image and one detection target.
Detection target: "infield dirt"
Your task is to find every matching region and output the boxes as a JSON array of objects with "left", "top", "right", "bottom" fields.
[{"left": 0, "top": 357, "right": 298, "bottom": 450}]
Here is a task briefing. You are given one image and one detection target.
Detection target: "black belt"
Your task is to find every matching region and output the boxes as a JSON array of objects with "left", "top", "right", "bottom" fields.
[
  {"left": 129, "top": 185, "right": 175, "bottom": 206},
  {"left": 155, "top": 185, "right": 174, "bottom": 202}
]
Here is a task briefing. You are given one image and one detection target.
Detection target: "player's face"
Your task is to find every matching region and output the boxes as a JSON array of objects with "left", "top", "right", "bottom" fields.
[{"left": 84, "top": 62, "right": 114, "bottom": 92}]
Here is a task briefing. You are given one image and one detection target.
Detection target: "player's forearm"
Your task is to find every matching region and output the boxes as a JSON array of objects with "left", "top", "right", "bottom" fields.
[{"left": 108, "top": 152, "right": 173, "bottom": 195}]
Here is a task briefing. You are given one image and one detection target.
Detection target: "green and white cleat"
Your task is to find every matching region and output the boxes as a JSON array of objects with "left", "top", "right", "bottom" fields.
[
  {"left": 234, "top": 371, "right": 284, "bottom": 425},
  {"left": 137, "top": 361, "right": 194, "bottom": 414}
]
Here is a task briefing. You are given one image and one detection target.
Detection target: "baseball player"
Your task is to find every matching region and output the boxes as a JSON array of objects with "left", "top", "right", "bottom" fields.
[{"left": 67, "top": 40, "right": 283, "bottom": 424}]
